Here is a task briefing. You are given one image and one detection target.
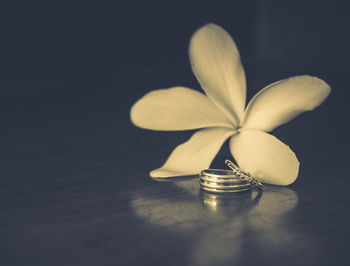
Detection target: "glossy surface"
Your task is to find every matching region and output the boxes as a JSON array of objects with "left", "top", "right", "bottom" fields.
[{"left": 1, "top": 113, "right": 349, "bottom": 265}]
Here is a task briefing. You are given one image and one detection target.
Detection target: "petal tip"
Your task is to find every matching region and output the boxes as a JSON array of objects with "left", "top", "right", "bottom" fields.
[
  {"left": 149, "top": 169, "right": 165, "bottom": 178},
  {"left": 149, "top": 168, "right": 177, "bottom": 178},
  {"left": 129, "top": 102, "right": 138, "bottom": 126},
  {"left": 301, "top": 75, "right": 332, "bottom": 94},
  {"left": 198, "top": 23, "right": 222, "bottom": 32},
  {"left": 149, "top": 169, "right": 159, "bottom": 178},
  {"left": 189, "top": 23, "right": 226, "bottom": 49},
  {"left": 279, "top": 163, "right": 300, "bottom": 186},
  {"left": 192, "top": 23, "right": 220, "bottom": 33}
]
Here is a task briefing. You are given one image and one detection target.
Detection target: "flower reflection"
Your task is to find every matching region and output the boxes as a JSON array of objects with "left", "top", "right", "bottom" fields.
[
  {"left": 193, "top": 222, "right": 244, "bottom": 266},
  {"left": 131, "top": 178, "right": 228, "bottom": 230},
  {"left": 131, "top": 178, "right": 316, "bottom": 265}
]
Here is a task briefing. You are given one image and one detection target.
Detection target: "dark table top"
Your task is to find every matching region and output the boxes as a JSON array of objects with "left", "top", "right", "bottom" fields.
[{"left": 1, "top": 111, "right": 349, "bottom": 266}]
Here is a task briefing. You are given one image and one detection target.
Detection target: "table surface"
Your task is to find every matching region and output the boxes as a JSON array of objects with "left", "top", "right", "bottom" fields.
[{"left": 1, "top": 111, "right": 349, "bottom": 266}]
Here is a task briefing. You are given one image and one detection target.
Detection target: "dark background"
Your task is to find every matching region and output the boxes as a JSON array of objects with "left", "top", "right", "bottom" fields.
[{"left": 1, "top": 1, "right": 349, "bottom": 265}]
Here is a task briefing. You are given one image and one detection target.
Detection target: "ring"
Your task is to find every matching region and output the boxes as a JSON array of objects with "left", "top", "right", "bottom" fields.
[
  {"left": 200, "top": 180, "right": 251, "bottom": 189},
  {"left": 199, "top": 169, "right": 251, "bottom": 193},
  {"left": 225, "top": 159, "right": 263, "bottom": 189}
]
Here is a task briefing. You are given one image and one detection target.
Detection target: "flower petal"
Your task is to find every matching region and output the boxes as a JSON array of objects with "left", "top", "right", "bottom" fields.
[
  {"left": 242, "top": 75, "right": 331, "bottom": 132},
  {"left": 189, "top": 23, "right": 246, "bottom": 124},
  {"left": 150, "top": 127, "right": 236, "bottom": 177},
  {"left": 130, "top": 86, "right": 234, "bottom": 130},
  {"left": 229, "top": 130, "right": 299, "bottom": 185}
]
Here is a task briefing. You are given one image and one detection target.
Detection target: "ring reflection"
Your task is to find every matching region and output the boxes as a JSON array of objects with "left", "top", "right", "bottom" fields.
[{"left": 199, "top": 189, "right": 262, "bottom": 215}]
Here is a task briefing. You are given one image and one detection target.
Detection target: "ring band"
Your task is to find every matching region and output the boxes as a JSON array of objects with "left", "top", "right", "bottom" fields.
[
  {"left": 200, "top": 186, "right": 251, "bottom": 193},
  {"left": 200, "top": 180, "right": 251, "bottom": 189},
  {"left": 199, "top": 169, "right": 251, "bottom": 193},
  {"left": 199, "top": 176, "right": 249, "bottom": 184},
  {"left": 200, "top": 169, "right": 241, "bottom": 178},
  {"left": 225, "top": 159, "right": 263, "bottom": 189}
]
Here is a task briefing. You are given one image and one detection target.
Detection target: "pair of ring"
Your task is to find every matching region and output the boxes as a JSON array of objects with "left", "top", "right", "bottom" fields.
[{"left": 199, "top": 159, "right": 263, "bottom": 193}]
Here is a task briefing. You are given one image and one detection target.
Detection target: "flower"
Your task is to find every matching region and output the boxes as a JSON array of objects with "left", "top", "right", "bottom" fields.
[{"left": 130, "top": 23, "right": 331, "bottom": 185}]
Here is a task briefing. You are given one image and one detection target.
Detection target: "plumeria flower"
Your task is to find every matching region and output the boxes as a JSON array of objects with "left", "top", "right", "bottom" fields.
[{"left": 130, "top": 23, "right": 331, "bottom": 185}]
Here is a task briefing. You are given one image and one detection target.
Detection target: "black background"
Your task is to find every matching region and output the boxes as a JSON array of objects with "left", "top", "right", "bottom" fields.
[
  {"left": 1, "top": 1, "right": 350, "bottom": 265},
  {"left": 1, "top": 0, "right": 349, "bottom": 158}
]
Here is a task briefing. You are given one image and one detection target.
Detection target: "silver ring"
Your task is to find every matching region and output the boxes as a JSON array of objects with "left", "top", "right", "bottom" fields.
[
  {"left": 225, "top": 159, "right": 263, "bottom": 189},
  {"left": 200, "top": 186, "right": 251, "bottom": 193},
  {"left": 200, "top": 180, "right": 251, "bottom": 190},
  {"left": 199, "top": 168, "right": 251, "bottom": 193}
]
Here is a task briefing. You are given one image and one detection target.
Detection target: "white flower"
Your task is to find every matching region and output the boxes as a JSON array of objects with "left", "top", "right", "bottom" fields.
[{"left": 130, "top": 24, "right": 331, "bottom": 185}]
